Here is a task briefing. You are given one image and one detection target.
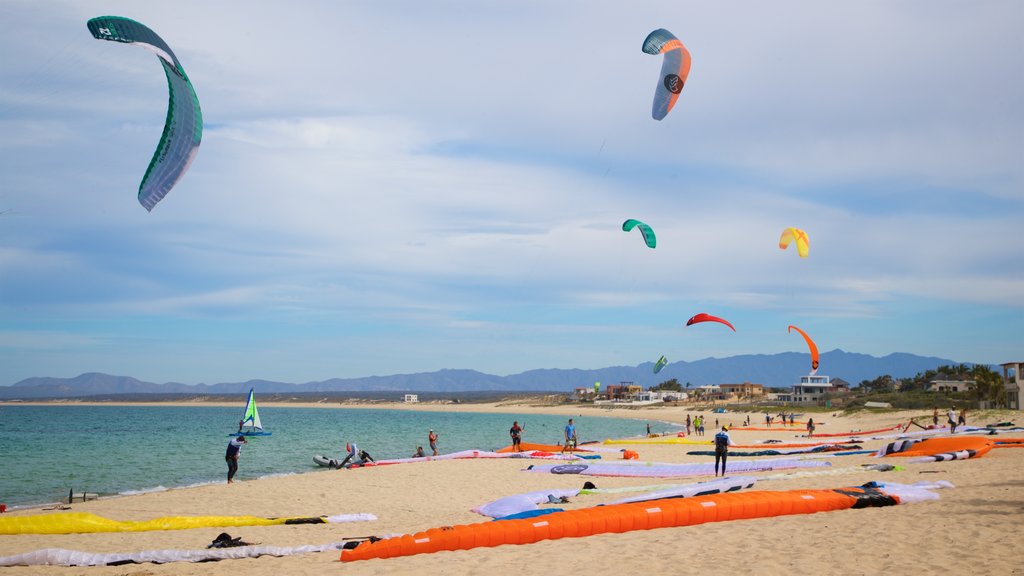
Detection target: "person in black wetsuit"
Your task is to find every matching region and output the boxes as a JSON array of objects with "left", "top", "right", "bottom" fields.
[
  {"left": 225, "top": 436, "right": 247, "bottom": 483},
  {"left": 713, "top": 426, "right": 733, "bottom": 477}
]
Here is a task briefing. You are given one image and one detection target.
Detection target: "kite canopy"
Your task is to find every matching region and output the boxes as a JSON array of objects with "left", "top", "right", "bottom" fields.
[
  {"left": 653, "top": 355, "right": 668, "bottom": 374},
  {"left": 622, "top": 219, "right": 656, "bottom": 248},
  {"left": 686, "top": 313, "right": 736, "bottom": 332},
  {"left": 788, "top": 325, "right": 820, "bottom": 374},
  {"left": 779, "top": 227, "right": 810, "bottom": 258},
  {"left": 642, "top": 28, "right": 692, "bottom": 120},
  {"left": 87, "top": 16, "right": 203, "bottom": 211}
]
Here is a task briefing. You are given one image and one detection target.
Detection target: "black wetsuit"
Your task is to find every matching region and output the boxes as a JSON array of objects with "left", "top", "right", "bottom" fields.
[
  {"left": 714, "top": 432, "right": 730, "bottom": 476},
  {"left": 225, "top": 439, "right": 243, "bottom": 482}
]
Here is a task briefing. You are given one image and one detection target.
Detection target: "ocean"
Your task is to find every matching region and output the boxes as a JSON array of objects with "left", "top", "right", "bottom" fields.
[{"left": 0, "top": 404, "right": 679, "bottom": 509}]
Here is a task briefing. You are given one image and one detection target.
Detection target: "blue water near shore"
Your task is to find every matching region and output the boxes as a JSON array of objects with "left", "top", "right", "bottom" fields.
[{"left": 0, "top": 405, "right": 680, "bottom": 509}]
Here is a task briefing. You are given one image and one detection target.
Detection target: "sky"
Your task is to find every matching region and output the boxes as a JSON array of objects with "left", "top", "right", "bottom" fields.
[{"left": 1, "top": 1, "right": 1021, "bottom": 386}]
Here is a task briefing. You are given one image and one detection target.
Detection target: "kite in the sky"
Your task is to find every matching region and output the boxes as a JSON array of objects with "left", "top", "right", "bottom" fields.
[
  {"left": 779, "top": 228, "right": 810, "bottom": 258},
  {"left": 788, "top": 325, "right": 820, "bottom": 374},
  {"left": 87, "top": 16, "right": 203, "bottom": 211},
  {"left": 653, "top": 355, "right": 668, "bottom": 374},
  {"left": 642, "top": 28, "right": 692, "bottom": 120},
  {"left": 686, "top": 313, "right": 736, "bottom": 332},
  {"left": 622, "top": 219, "right": 656, "bottom": 248}
]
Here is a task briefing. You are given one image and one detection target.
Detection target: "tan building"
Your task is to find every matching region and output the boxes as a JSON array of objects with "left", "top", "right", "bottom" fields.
[
  {"left": 927, "top": 379, "right": 974, "bottom": 393},
  {"left": 1001, "top": 362, "right": 1022, "bottom": 410},
  {"left": 719, "top": 382, "right": 765, "bottom": 398},
  {"left": 605, "top": 383, "right": 644, "bottom": 400}
]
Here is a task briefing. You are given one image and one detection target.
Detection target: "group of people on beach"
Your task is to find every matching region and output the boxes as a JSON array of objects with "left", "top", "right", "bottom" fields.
[
  {"left": 685, "top": 414, "right": 707, "bottom": 436},
  {"left": 224, "top": 418, "right": 582, "bottom": 482}
]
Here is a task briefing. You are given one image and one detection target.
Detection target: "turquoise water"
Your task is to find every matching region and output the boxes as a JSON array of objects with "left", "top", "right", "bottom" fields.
[{"left": 0, "top": 405, "right": 679, "bottom": 509}]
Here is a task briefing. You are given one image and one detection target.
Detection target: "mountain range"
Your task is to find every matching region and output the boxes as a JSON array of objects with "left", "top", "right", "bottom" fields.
[{"left": 0, "top": 349, "right": 964, "bottom": 399}]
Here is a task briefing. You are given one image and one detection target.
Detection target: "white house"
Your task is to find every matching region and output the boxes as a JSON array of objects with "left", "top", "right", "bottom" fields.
[
  {"left": 927, "top": 380, "right": 973, "bottom": 393},
  {"left": 403, "top": 394, "right": 419, "bottom": 403},
  {"left": 1002, "top": 362, "right": 1022, "bottom": 410},
  {"left": 789, "top": 375, "right": 837, "bottom": 405}
]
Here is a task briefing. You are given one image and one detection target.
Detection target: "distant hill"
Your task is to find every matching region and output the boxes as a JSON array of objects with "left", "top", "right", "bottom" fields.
[{"left": 0, "top": 350, "right": 966, "bottom": 400}]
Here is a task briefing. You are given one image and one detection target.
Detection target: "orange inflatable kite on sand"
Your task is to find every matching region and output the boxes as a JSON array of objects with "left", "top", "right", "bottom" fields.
[
  {"left": 881, "top": 436, "right": 995, "bottom": 458},
  {"left": 341, "top": 485, "right": 912, "bottom": 562}
]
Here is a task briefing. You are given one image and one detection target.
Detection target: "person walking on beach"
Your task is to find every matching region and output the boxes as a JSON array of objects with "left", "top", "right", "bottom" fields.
[
  {"left": 225, "top": 435, "right": 247, "bottom": 484},
  {"left": 933, "top": 407, "right": 939, "bottom": 427},
  {"left": 807, "top": 417, "right": 816, "bottom": 438},
  {"left": 686, "top": 414, "right": 691, "bottom": 436},
  {"left": 947, "top": 407, "right": 958, "bottom": 434},
  {"left": 562, "top": 418, "right": 578, "bottom": 453},
  {"left": 510, "top": 421, "right": 524, "bottom": 452},
  {"left": 713, "top": 426, "right": 733, "bottom": 477},
  {"left": 958, "top": 408, "right": 967, "bottom": 427},
  {"left": 646, "top": 422, "right": 652, "bottom": 436},
  {"left": 428, "top": 429, "right": 439, "bottom": 456},
  {"left": 765, "top": 413, "right": 771, "bottom": 428}
]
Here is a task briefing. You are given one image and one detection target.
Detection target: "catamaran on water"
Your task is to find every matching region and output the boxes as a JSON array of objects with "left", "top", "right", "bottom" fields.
[{"left": 232, "top": 388, "right": 272, "bottom": 436}]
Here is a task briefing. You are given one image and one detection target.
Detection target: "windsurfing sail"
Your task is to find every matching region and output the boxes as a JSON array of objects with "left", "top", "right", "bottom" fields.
[{"left": 236, "top": 388, "right": 270, "bottom": 436}]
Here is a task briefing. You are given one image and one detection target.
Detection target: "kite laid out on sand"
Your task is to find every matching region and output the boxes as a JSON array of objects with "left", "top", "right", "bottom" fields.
[
  {"left": 0, "top": 512, "right": 375, "bottom": 535},
  {"left": 876, "top": 436, "right": 1024, "bottom": 461},
  {"left": 88, "top": 16, "right": 203, "bottom": 211},
  {"left": 642, "top": 28, "right": 692, "bottom": 120},
  {"left": 524, "top": 458, "right": 830, "bottom": 478},
  {"left": 0, "top": 540, "right": 352, "bottom": 567},
  {"left": 340, "top": 482, "right": 951, "bottom": 562}
]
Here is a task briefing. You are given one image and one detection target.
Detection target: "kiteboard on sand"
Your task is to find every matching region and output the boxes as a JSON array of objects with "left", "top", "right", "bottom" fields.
[{"left": 230, "top": 388, "right": 271, "bottom": 436}]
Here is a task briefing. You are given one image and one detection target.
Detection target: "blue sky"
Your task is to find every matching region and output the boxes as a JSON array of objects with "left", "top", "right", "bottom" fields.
[{"left": 1, "top": 1, "right": 1021, "bottom": 386}]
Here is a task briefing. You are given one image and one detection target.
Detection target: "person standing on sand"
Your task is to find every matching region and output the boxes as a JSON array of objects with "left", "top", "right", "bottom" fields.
[
  {"left": 562, "top": 418, "right": 578, "bottom": 453},
  {"left": 713, "top": 426, "right": 733, "bottom": 477},
  {"left": 807, "top": 417, "right": 816, "bottom": 438},
  {"left": 933, "top": 407, "right": 939, "bottom": 427},
  {"left": 686, "top": 414, "right": 691, "bottom": 436},
  {"left": 510, "top": 421, "right": 524, "bottom": 452},
  {"left": 958, "top": 408, "right": 967, "bottom": 427},
  {"left": 225, "top": 435, "right": 247, "bottom": 484},
  {"left": 947, "top": 407, "right": 958, "bottom": 434},
  {"left": 646, "top": 422, "right": 652, "bottom": 436},
  {"left": 428, "top": 429, "right": 439, "bottom": 456}
]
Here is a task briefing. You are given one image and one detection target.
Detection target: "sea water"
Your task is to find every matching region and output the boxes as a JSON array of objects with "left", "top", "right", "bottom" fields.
[{"left": 0, "top": 405, "right": 680, "bottom": 509}]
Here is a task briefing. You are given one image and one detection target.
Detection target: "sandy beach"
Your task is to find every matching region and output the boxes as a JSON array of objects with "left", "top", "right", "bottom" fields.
[{"left": 1, "top": 403, "right": 1021, "bottom": 575}]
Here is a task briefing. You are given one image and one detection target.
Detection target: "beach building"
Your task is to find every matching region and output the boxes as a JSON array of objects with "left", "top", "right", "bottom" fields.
[
  {"left": 719, "top": 382, "right": 765, "bottom": 398},
  {"left": 403, "top": 394, "right": 419, "bottom": 403},
  {"left": 573, "top": 387, "right": 596, "bottom": 400},
  {"left": 785, "top": 374, "right": 839, "bottom": 405},
  {"left": 1002, "top": 362, "right": 1022, "bottom": 410},
  {"left": 605, "top": 382, "right": 644, "bottom": 401},
  {"left": 927, "top": 379, "right": 974, "bottom": 393}
]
